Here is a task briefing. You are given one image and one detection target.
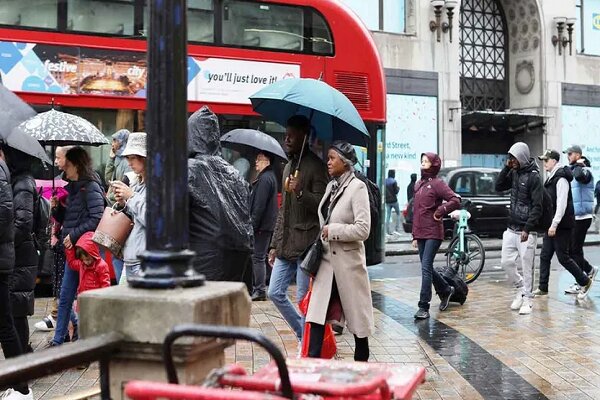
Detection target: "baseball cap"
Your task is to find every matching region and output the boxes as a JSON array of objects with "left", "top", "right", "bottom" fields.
[
  {"left": 563, "top": 144, "right": 582, "bottom": 154},
  {"left": 538, "top": 149, "right": 560, "bottom": 161}
]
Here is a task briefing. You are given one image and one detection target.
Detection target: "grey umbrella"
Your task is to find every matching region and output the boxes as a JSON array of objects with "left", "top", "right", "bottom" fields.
[
  {"left": 15, "top": 109, "right": 109, "bottom": 146},
  {"left": 220, "top": 129, "right": 288, "bottom": 161},
  {"left": 0, "top": 84, "right": 51, "bottom": 165}
]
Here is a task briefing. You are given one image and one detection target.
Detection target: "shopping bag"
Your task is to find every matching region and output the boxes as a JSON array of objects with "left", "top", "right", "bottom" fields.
[{"left": 299, "top": 282, "right": 337, "bottom": 359}]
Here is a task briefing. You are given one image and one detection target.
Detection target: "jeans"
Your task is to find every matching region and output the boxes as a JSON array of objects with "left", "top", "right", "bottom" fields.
[
  {"left": 501, "top": 229, "right": 537, "bottom": 298},
  {"left": 52, "top": 261, "right": 78, "bottom": 345},
  {"left": 267, "top": 257, "right": 310, "bottom": 341},
  {"left": 252, "top": 231, "right": 271, "bottom": 296},
  {"left": 417, "top": 239, "right": 450, "bottom": 311},
  {"left": 113, "top": 257, "right": 124, "bottom": 283},
  {"left": 385, "top": 202, "right": 401, "bottom": 234},
  {"left": 0, "top": 274, "right": 28, "bottom": 393},
  {"left": 538, "top": 229, "right": 589, "bottom": 292},
  {"left": 571, "top": 218, "right": 593, "bottom": 275}
]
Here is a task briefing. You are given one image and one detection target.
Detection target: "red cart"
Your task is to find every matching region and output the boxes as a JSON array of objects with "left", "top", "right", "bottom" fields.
[{"left": 125, "top": 324, "right": 425, "bottom": 400}]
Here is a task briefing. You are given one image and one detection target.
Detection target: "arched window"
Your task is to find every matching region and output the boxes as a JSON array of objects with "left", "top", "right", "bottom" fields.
[{"left": 459, "top": 0, "right": 508, "bottom": 111}]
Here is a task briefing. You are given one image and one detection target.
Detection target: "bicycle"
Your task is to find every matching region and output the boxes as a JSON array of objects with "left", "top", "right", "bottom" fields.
[{"left": 445, "top": 202, "right": 486, "bottom": 284}]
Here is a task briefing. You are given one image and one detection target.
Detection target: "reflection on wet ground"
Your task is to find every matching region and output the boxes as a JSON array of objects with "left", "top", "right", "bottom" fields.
[{"left": 372, "top": 292, "right": 548, "bottom": 399}]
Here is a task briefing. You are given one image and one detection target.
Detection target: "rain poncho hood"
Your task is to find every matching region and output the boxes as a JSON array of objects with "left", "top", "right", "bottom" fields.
[
  {"left": 187, "top": 106, "right": 253, "bottom": 278},
  {"left": 112, "top": 129, "right": 130, "bottom": 156},
  {"left": 188, "top": 106, "right": 221, "bottom": 157}
]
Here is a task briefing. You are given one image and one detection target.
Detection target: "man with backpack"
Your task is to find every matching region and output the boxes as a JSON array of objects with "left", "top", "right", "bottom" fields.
[
  {"left": 495, "top": 142, "right": 543, "bottom": 315},
  {"left": 534, "top": 150, "right": 594, "bottom": 299}
]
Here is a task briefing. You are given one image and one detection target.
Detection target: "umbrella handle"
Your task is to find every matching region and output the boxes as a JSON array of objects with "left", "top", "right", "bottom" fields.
[{"left": 284, "top": 170, "right": 299, "bottom": 193}]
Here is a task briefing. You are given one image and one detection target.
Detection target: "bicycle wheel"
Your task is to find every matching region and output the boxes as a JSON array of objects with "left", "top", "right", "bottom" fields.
[{"left": 446, "top": 233, "right": 486, "bottom": 284}]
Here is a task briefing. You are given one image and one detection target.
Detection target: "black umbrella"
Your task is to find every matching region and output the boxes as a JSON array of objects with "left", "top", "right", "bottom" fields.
[
  {"left": 14, "top": 109, "right": 109, "bottom": 146},
  {"left": 0, "top": 84, "right": 51, "bottom": 165},
  {"left": 220, "top": 129, "right": 288, "bottom": 161}
]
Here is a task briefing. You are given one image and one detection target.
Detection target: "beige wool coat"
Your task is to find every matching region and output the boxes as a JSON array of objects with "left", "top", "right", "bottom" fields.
[{"left": 305, "top": 174, "right": 375, "bottom": 338}]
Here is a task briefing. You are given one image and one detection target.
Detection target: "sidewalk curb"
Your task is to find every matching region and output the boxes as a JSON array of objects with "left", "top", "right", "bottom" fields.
[{"left": 385, "top": 240, "right": 600, "bottom": 257}]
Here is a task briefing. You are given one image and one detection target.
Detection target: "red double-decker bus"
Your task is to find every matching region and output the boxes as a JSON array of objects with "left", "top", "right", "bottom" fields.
[{"left": 0, "top": 0, "right": 386, "bottom": 263}]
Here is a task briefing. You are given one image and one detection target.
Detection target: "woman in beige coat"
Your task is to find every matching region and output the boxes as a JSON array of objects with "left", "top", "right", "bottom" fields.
[{"left": 306, "top": 141, "right": 374, "bottom": 361}]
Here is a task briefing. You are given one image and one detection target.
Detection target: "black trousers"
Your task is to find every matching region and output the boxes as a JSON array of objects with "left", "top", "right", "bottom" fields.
[
  {"left": 0, "top": 274, "right": 28, "bottom": 393},
  {"left": 571, "top": 219, "right": 593, "bottom": 275},
  {"left": 538, "top": 229, "right": 589, "bottom": 292},
  {"left": 308, "top": 322, "right": 369, "bottom": 362}
]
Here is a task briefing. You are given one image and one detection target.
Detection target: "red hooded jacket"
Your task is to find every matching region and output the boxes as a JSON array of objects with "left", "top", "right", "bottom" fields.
[
  {"left": 65, "top": 231, "right": 111, "bottom": 295},
  {"left": 412, "top": 152, "right": 461, "bottom": 240}
]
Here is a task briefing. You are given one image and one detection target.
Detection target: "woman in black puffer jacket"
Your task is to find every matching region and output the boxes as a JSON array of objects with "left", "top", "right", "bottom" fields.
[{"left": 2, "top": 146, "right": 38, "bottom": 353}]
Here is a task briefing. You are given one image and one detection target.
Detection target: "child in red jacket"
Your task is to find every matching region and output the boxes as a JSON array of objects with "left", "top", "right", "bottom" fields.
[{"left": 65, "top": 232, "right": 111, "bottom": 305}]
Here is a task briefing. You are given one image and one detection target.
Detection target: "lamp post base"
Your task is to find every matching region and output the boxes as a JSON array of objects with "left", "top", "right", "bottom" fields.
[{"left": 129, "top": 249, "right": 205, "bottom": 289}]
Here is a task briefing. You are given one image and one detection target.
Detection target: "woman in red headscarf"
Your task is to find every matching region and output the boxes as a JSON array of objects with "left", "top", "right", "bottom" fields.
[{"left": 412, "top": 152, "right": 461, "bottom": 320}]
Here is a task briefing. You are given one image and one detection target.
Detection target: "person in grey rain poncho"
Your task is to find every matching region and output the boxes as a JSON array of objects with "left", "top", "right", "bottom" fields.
[
  {"left": 187, "top": 106, "right": 253, "bottom": 287},
  {"left": 105, "top": 129, "right": 132, "bottom": 204}
]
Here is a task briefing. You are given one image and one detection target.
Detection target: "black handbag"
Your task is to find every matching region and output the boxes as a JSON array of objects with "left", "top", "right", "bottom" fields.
[{"left": 299, "top": 186, "right": 345, "bottom": 277}]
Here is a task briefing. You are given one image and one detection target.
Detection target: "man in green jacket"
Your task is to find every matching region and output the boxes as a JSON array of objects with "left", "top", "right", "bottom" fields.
[{"left": 268, "top": 115, "right": 328, "bottom": 344}]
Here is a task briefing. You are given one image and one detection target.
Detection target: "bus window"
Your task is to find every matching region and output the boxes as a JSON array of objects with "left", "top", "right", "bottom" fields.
[
  {"left": 0, "top": 0, "right": 58, "bottom": 30},
  {"left": 143, "top": 0, "right": 215, "bottom": 43},
  {"left": 310, "top": 10, "right": 333, "bottom": 55},
  {"left": 68, "top": 0, "right": 134, "bottom": 35},
  {"left": 188, "top": 0, "right": 214, "bottom": 43},
  {"left": 222, "top": 0, "right": 304, "bottom": 51}
]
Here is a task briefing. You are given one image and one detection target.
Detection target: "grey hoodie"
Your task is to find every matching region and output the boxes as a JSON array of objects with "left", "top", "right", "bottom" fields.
[{"left": 508, "top": 142, "right": 531, "bottom": 169}]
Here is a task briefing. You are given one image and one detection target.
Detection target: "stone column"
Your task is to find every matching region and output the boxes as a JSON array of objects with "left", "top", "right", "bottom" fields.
[{"left": 79, "top": 283, "right": 251, "bottom": 399}]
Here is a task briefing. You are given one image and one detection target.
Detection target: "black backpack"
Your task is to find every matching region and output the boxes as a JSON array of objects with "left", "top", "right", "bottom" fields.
[
  {"left": 528, "top": 172, "right": 553, "bottom": 233},
  {"left": 32, "top": 188, "right": 51, "bottom": 252},
  {"left": 354, "top": 171, "right": 383, "bottom": 265}
]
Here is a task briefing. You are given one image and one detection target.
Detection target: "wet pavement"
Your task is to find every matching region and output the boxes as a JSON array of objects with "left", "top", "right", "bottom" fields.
[{"left": 4, "top": 246, "right": 600, "bottom": 399}]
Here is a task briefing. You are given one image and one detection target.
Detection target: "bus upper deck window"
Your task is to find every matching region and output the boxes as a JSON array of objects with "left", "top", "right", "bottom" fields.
[
  {"left": 222, "top": 0, "right": 304, "bottom": 52},
  {"left": 68, "top": 0, "right": 134, "bottom": 36},
  {"left": 0, "top": 1, "right": 58, "bottom": 30},
  {"left": 309, "top": 11, "right": 333, "bottom": 55}
]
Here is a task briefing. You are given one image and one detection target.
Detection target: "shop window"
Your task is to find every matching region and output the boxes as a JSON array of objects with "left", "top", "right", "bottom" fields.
[
  {"left": 576, "top": 0, "right": 600, "bottom": 55},
  {"left": 339, "top": 0, "right": 405, "bottom": 33},
  {"left": 222, "top": 0, "right": 304, "bottom": 51},
  {"left": 0, "top": 0, "right": 58, "bottom": 29},
  {"left": 67, "top": 0, "right": 134, "bottom": 36}
]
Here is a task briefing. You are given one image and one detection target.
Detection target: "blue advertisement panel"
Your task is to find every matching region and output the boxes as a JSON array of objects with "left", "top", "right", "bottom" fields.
[
  {"left": 385, "top": 94, "right": 438, "bottom": 207},
  {"left": 583, "top": 0, "right": 600, "bottom": 55},
  {"left": 562, "top": 105, "right": 600, "bottom": 180}
]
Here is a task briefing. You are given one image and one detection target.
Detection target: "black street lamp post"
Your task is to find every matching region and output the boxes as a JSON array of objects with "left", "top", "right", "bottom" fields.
[{"left": 129, "top": 0, "right": 205, "bottom": 288}]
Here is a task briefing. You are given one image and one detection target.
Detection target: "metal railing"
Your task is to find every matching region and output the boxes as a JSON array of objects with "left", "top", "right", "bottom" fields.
[{"left": 0, "top": 333, "right": 123, "bottom": 400}]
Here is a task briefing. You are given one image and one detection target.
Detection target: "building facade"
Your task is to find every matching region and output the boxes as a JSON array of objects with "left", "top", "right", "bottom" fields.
[{"left": 341, "top": 0, "right": 600, "bottom": 207}]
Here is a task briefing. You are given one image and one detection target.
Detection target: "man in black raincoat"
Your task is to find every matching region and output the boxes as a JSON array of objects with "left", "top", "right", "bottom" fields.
[{"left": 187, "top": 106, "right": 254, "bottom": 287}]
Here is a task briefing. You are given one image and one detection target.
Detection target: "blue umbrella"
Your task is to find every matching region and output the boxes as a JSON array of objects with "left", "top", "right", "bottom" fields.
[{"left": 249, "top": 78, "right": 369, "bottom": 146}]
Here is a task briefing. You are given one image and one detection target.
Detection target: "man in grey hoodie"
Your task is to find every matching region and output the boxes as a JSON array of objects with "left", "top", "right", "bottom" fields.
[{"left": 495, "top": 142, "right": 543, "bottom": 315}]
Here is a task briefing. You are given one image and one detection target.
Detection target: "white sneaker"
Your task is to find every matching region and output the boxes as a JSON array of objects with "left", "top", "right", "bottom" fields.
[
  {"left": 565, "top": 283, "right": 581, "bottom": 294},
  {"left": 34, "top": 315, "right": 55, "bottom": 332},
  {"left": 519, "top": 297, "right": 533, "bottom": 315},
  {"left": 296, "top": 341, "right": 303, "bottom": 359},
  {"left": 510, "top": 292, "right": 524, "bottom": 310},
  {"left": 578, "top": 277, "right": 594, "bottom": 300},
  {"left": 0, "top": 389, "right": 33, "bottom": 400},
  {"left": 589, "top": 266, "right": 599, "bottom": 282}
]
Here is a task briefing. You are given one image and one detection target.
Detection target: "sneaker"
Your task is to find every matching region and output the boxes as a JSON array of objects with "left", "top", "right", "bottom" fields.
[
  {"left": 578, "top": 277, "right": 594, "bottom": 300},
  {"left": 510, "top": 292, "right": 524, "bottom": 310},
  {"left": 532, "top": 288, "right": 548, "bottom": 296},
  {"left": 565, "top": 283, "right": 581, "bottom": 294},
  {"left": 439, "top": 286, "right": 455, "bottom": 311},
  {"left": 251, "top": 293, "right": 267, "bottom": 302},
  {"left": 589, "top": 266, "right": 599, "bottom": 282},
  {"left": 71, "top": 323, "right": 79, "bottom": 342},
  {"left": 332, "top": 324, "right": 344, "bottom": 335},
  {"left": 0, "top": 389, "right": 33, "bottom": 400},
  {"left": 34, "top": 315, "right": 55, "bottom": 332},
  {"left": 519, "top": 297, "right": 533, "bottom": 315},
  {"left": 296, "top": 341, "right": 303, "bottom": 359},
  {"left": 41, "top": 340, "right": 58, "bottom": 350},
  {"left": 413, "top": 309, "right": 430, "bottom": 319}
]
